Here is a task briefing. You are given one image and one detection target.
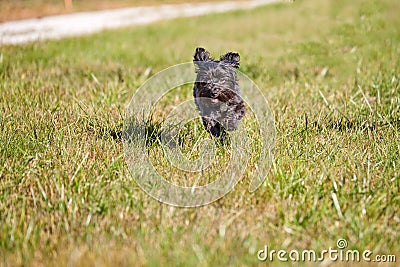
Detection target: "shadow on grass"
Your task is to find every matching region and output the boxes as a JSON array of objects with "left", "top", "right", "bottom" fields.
[{"left": 123, "top": 116, "right": 232, "bottom": 149}]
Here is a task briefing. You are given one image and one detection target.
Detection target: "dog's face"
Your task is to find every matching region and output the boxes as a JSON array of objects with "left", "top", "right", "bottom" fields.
[
  {"left": 195, "top": 63, "right": 238, "bottom": 103},
  {"left": 193, "top": 48, "right": 240, "bottom": 104}
]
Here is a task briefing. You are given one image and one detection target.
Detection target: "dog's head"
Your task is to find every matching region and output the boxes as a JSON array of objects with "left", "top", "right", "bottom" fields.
[{"left": 193, "top": 47, "right": 240, "bottom": 103}]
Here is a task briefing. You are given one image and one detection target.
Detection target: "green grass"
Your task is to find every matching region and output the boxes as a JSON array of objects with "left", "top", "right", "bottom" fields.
[{"left": 1, "top": 0, "right": 399, "bottom": 266}]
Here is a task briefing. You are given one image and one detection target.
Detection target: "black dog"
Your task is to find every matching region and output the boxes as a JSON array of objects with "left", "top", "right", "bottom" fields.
[{"left": 193, "top": 47, "right": 246, "bottom": 139}]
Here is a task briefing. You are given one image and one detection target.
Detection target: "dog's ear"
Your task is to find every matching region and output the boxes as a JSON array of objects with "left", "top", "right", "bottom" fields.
[
  {"left": 220, "top": 52, "right": 240, "bottom": 68},
  {"left": 194, "top": 47, "right": 211, "bottom": 63}
]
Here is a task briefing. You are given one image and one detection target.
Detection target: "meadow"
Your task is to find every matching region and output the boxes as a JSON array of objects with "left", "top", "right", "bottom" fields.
[{"left": 0, "top": 0, "right": 399, "bottom": 266}]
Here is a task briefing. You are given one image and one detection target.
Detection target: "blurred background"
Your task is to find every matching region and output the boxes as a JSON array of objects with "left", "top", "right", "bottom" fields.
[{"left": 0, "top": 0, "right": 242, "bottom": 22}]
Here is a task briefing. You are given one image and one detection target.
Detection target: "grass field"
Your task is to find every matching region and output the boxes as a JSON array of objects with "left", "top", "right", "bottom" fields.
[{"left": 1, "top": 0, "right": 400, "bottom": 266}]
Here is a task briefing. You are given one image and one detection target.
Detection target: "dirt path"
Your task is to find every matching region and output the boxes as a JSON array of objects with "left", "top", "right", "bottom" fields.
[{"left": 0, "top": 0, "right": 278, "bottom": 45}]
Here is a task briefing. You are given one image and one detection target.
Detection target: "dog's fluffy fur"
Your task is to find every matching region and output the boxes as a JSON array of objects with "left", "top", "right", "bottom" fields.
[{"left": 193, "top": 47, "right": 246, "bottom": 139}]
